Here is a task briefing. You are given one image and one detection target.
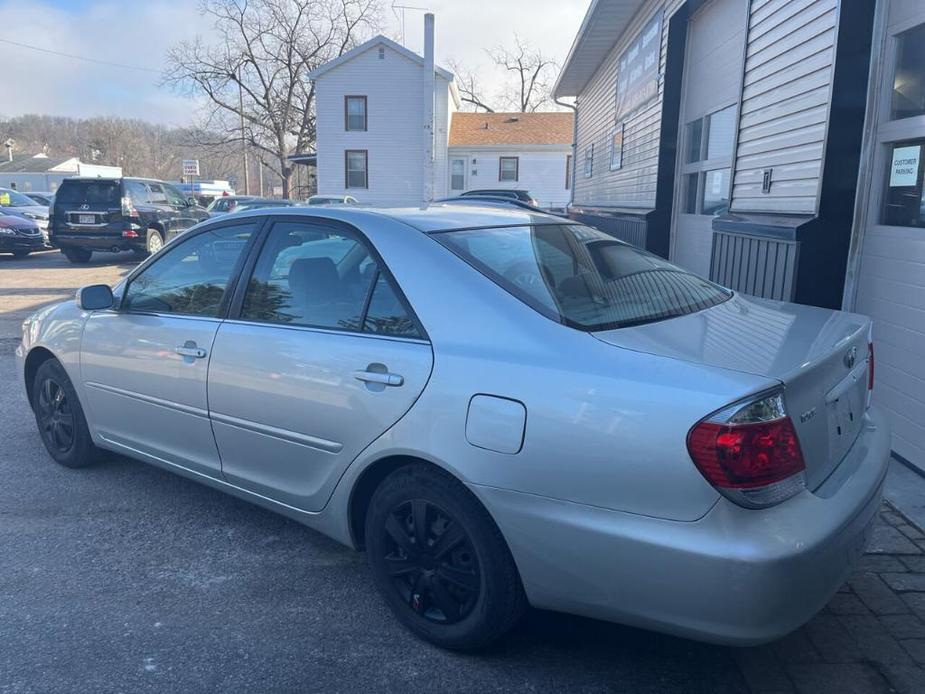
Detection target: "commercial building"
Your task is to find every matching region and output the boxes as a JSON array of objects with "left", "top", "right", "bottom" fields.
[{"left": 555, "top": 0, "right": 924, "bottom": 471}]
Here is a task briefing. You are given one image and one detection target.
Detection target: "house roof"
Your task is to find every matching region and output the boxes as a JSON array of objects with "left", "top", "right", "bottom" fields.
[
  {"left": 448, "top": 112, "right": 574, "bottom": 147},
  {"left": 308, "top": 34, "right": 455, "bottom": 82},
  {"left": 0, "top": 154, "right": 78, "bottom": 173},
  {"left": 553, "top": 0, "right": 648, "bottom": 98}
]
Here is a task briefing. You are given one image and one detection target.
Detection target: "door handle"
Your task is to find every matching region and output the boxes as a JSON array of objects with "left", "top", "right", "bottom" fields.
[
  {"left": 175, "top": 344, "right": 207, "bottom": 359},
  {"left": 353, "top": 370, "right": 403, "bottom": 387}
]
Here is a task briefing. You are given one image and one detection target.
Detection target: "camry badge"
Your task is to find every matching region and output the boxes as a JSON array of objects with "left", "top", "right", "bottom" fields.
[{"left": 844, "top": 346, "right": 857, "bottom": 369}]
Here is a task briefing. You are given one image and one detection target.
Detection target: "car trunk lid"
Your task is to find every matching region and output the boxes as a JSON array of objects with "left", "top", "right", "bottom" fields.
[{"left": 592, "top": 294, "right": 872, "bottom": 490}]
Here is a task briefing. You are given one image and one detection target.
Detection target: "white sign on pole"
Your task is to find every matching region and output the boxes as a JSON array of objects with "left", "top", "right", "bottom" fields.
[
  {"left": 182, "top": 159, "right": 201, "bottom": 177},
  {"left": 889, "top": 146, "right": 920, "bottom": 187}
]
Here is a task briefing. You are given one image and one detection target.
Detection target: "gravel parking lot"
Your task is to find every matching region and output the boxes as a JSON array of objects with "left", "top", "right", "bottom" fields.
[{"left": 2, "top": 250, "right": 925, "bottom": 693}]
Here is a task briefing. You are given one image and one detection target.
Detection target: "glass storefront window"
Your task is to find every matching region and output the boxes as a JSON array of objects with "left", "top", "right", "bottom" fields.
[
  {"left": 702, "top": 169, "right": 731, "bottom": 215},
  {"left": 891, "top": 24, "right": 925, "bottom": 120},
  {"left": 882, "top": 139, "right": 925, "bottom": 227},
  {"left": 687, "top": 118, "right": 703, "bottom": 163},
  {"left": 706, "top": 106, "right": 736, "bottom": 160},
  {"left": 684, "top": 173, "right": 698, "bottom": 214}
]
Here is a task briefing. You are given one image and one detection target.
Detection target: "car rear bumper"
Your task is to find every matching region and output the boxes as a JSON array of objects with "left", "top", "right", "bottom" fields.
[
  {"left": 51, "top": 233, "right": 142, "bottom": 251},
  {"left": 0, "top": 234, "right": 46, "bottom": 252},
  {"left": 472, "top": 406, "right": 891, "bottom": 645}
]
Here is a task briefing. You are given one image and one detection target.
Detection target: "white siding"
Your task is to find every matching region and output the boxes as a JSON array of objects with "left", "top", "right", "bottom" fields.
[
  {"left": 573, "top": 0, "right": 683, "bottom": 209},
  {"left": 447, "top": 147, "right": 572, "bottom": 209},
  {"left": 730, "top": 0, "right": 838, "bottom": 214},
  {"left": 314, "top": 43, "right": 451, "bottom": 206}
]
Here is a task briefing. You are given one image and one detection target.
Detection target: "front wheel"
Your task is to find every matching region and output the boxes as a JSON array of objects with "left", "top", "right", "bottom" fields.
[
  {"left": 31, "top": 358, "right": 99, "bottom": 468},
  {"left": 365, "top": 464, "right": 526, "bottom": 650},
  {"left": 61, "top": 246, "right": 91, "bottom": 264}
]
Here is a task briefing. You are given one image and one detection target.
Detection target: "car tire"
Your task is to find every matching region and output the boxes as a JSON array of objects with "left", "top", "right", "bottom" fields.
[
  {"left": 11, "top": 250, "right": 30, "bottom": 258},
  {"left": 61, "top": 246, "right": 92, "bottom": 264},
  {"left": 146, "top": 229, "right": 164, "bottom": 255},
  {"left": 365, "top": 463, "right": 526, "bottom": 650},
  {"left": 31, "top": 358, "right": 99, "bottom": 469}
]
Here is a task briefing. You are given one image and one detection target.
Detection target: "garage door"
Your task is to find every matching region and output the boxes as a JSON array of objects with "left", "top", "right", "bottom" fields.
[
  {"left": 670, "top": 0, "right": 748, "bottom": 277},
  {"left": 852, "top": 4, "right": 925, "bottom": 471}
]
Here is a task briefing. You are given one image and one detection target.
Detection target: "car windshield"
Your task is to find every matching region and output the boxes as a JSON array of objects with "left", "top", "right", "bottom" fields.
[
  {"left": 435, "top": 224, "right": 731, "bottom": 331},
  {"left": 0, "top": 188, "right": 39, "bottom": 207}
]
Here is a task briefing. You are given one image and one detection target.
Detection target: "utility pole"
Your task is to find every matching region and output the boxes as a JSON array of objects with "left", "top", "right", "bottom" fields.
[{"left": 237, "top": 67, "right": 250, "bottom": 195}]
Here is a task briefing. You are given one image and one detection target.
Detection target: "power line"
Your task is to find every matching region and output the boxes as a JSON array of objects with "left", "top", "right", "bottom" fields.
[{"left": 0, "top": 37, "right": 160, "bottom": 73}]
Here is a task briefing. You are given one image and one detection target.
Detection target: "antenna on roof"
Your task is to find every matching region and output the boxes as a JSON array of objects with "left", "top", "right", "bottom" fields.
[{"left": 392, "top": 2, "right": 430, "bottom": 46}]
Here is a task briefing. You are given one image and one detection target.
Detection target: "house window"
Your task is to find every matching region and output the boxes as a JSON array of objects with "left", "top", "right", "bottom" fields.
[
  {"left": 345, "top": 96, "right": 367, "bottom": 131},
  {"left": 565, "top": 154, "right": 572, "bottom": 189},
  {"left": 681, "top": 104, "right": 736, "bottom": 215},
  {"left": 892, "top": 23, "right": 925, "bottom": 120},
  {"left": 584, "top": 144, "right": 594, "bottom": 177},
  {"left": 345, "top": 150, "right": 368, "bottom": 188},
  {"left": 499, "top": 156, "right": 519, "bottom": 182},
  {"left": 450, "top": 158, "right": 466, "bottom": 190},
  {"left": 610, "top": 123, "right": 624, "bottom": 171},
  {"left": 882, "top": 138, "right": 925, "bottom": 227}
]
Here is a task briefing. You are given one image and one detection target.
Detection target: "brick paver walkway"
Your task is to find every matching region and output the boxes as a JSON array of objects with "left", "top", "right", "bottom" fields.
[{"left": 734, "top": 502, "right": 925, "bottom": 693}]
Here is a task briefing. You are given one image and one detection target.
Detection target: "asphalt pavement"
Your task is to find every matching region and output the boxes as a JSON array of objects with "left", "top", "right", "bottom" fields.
[{"left": 0, "top": 250, "right": 748, "bottom": 692}]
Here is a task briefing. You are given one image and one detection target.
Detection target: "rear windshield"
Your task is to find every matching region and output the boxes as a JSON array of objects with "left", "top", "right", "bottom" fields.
[
  {"left": 55, "top": 180, "right": 121, "bottom": 206},
  {"left": 435, "top": 224, "right": 731, "bottom": 331}
]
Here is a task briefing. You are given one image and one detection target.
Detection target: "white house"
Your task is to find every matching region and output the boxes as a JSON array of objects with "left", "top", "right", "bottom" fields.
[
  {"left": 448, "top": 112, "right": 573, "bottom": 209},
  {"left": 309, "top": 14, "right": 573, "bottom": 208}
]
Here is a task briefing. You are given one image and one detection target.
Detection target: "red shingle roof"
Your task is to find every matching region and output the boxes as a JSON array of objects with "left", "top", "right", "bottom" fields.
[{"left": 449, "top": 112, "right": 574, "bottom": 147}]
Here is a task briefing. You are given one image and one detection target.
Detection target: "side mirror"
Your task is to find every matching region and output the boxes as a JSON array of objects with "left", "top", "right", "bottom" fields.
[{"left": 76, "top": 284, "right": 114, "bottom": 311}]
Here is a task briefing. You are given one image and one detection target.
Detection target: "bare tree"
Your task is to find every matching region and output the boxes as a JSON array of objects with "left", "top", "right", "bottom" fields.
[
  {"left": 488, "top": 34, "right": 558, "bottom": 113},
  {"left": 164, "top": 0, "right": 382, "bottom": 198},
  {"left": 447, "top": 60, "right": 494, "bottom": 113}
]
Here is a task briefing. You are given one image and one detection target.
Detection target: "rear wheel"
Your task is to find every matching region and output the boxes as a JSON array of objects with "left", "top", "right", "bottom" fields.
[
  {"left": 365, "top": 464, "right": 526, "bottom": 650},
  {"left": 146, "top": 229, "right": 164, "bottom": 255},
  {"left": 61, "top": 246, "right": 91, "bottom": 264},
  {"left": 31, "top": 358, "right": 99, "bottom": 468}
]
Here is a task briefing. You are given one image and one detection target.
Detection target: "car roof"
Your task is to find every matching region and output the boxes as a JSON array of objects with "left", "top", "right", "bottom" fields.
[{"left": 221, "top": 202, "right": 565, "bottom": 233}]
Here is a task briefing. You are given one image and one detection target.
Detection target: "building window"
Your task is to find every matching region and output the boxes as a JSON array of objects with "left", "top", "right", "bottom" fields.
[
  {"left": 584, "top": 144, "right": 594, "bottom": 177},
  {"left": 565, "top": 154, "right": 572, "bottom": 189},
  {"left": 345, "top": 96, "right": 367, "bottom": 131},
  {"left": 450, "top": 159, "right": 465, "bottom": 190},
  {"left": 882, "top": 139, "right": 925, "bottom": 227},
  {"left": 892, "top": 23, "right": 925, "bottom": 120},
  {"left": 681, "top": 104, "right": 736, "bottom": 215},
  {"left": 345, "top": 150, "right": 368, "bottom": 188},
  {"left": 610, "top": 123, "right": 624, "bottom": 171},
  {"left": 499, "top": 156, "right": 519, "bottom": 182}
]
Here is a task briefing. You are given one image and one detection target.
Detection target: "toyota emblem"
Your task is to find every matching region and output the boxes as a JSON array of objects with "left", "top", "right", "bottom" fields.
[{"left": 844, "top": 346, "right": 857, "bottom": 369}]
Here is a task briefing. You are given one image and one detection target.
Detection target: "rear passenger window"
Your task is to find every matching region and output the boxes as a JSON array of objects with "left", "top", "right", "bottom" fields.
[{"left": 240, "top": 221, "right": 422, "bottom": 338}]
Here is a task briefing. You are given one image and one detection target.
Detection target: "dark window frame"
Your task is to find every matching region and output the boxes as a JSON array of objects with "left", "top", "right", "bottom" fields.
[
  {"left": 344, "top": 95, "right": 368, "bottom": 131},
  {"left": 584, "top": 144, "right": 594, "bottom": 177},
  {"left": 345, "top": 149, "right": 369, "bottom": 189},
  {"left": 565, "top": 154, "right": 572, "bottom": 190},
  {"left": 499, "top": 156, "right": 519, "bottom": 182}
]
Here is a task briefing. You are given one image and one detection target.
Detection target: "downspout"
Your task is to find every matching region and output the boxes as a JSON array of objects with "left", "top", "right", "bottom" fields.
[{"left": 555, "top": 97, "right": 578, "bottom": 211}]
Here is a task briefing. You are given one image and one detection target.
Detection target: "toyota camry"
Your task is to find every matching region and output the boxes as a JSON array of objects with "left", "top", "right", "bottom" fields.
[{"left": 17, "top": 204, "right": 890, "bottom": 649}]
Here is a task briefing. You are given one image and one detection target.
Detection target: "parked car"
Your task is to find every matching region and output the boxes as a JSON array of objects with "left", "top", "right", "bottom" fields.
[
  {"left": 230, "top": 198, "right": 296, "bottom": 213},
  {"left": 307, "top": 195, "right": 358, "bottom": 205},
  {"left": 49, "top": 177, "right": 210, "bottom": 263},
  {"left": 437, "top": 195, "right": 562, "bottom": 215},
  {"left": 206, "top": 195, "right": 258, "bottom": 216},
  {"left": 0, "top": 187, "right": 50, "bottom": 231},
  {"left": 458, "top": 189, "right": 538, "bottom": 206},
  {"left": 24, "top": 192, "right": 55, "bottom": 207},
  {"left": 0, "top": 213, "right": 45, "bottom": 257},
  {"left": 18, "top": 204, "right": 889, "bottom": 650}
]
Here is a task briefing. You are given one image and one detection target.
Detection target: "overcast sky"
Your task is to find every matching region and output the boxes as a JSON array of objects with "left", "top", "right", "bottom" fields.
[{"left": 0, "top": 0, "right": 587, "bottom": 126}]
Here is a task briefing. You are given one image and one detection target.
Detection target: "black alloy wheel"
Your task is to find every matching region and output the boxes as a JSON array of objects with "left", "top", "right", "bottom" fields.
[
  {"left": 382, "top": 498, "right": 481, "bottom": 624},
  {"left": 36, "top": 376, "right": 75, "bottom": 455}
]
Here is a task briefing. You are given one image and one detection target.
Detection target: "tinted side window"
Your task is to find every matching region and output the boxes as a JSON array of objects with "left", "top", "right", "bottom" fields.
[
  {"left": 124, "top": 225, "right": 253, "bottom": 317},
  {"left": 241, "top": 221, "right": 421, "bottom": 338},
  {"left": 146, "top": 183, "right": 169, "bottom": 205},
  {"left": 126, "top": 181, "right": 149, "bottom": 205}
]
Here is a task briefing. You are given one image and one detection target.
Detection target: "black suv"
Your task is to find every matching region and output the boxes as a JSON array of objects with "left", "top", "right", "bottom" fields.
[
  {"left": 50, "top": 177, "right": 210, "bottom": 263},
  {"left": 458, "top": 189, "right": 539, "bottom": 206}
]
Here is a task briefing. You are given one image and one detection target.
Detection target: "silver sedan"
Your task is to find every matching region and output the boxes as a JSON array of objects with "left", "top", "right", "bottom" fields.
[{"left": 17, "top": 205, "right": 890, "bottom": 650}]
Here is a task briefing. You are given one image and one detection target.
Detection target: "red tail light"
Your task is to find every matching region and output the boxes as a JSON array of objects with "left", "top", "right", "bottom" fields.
[
  {"left": 868, "top": 342, "right": 875, "bottom": 391},
  {"left": 687, "top": 391, "right": 806, "bottom": 508}
]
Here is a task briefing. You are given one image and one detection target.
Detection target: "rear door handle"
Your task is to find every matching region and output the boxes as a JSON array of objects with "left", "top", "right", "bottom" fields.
[
  {"left": 175, "top": 344, "right": 207, "bottom": 359},
  {"left": 353, "top": 370, "right": 403, "bottom": 387}
]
